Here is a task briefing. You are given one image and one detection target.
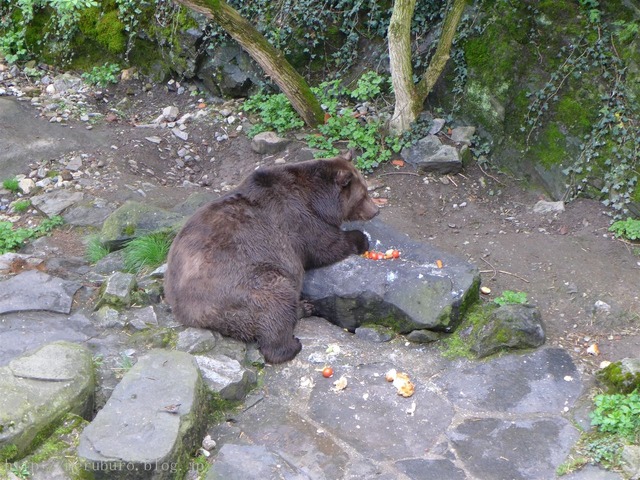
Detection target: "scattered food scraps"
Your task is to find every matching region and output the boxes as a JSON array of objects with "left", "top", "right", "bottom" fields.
[
  {"left": 393, "top": 372, "right": 415, "bottom": 397},
  {"left": 300, "top": 376, "right": 315, "bottom": 388},
  {"left": 480, "top": 286, "right": 492, "bottom": 295},
  {"left": 385, "top": 369, "right": 415, "bottom": 397},
  {"left": 586, "top": 343, "right": 600, "bottom": 356},
  {"left": 322, "top": 366, "right": 334, "bottom": 378},
  {"left": 406, "top": 401, "right": 417, "bottom": 416},
  {"left": 436, "top": 259, "right": 443, "bottom": 268},
  {"left": 385, "top": 368, "right": 397, "bottom": 382},
  {"left": 332, "top": 376, "right": 348, "bottom": 392},
  {"left": 363, "top": 249, "right": 401, "bottom": 260}
]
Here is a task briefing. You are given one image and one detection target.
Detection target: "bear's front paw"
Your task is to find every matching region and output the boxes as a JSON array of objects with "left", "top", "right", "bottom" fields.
[{"left": 345, "top": 229, "right": 369, "bottom": 254}]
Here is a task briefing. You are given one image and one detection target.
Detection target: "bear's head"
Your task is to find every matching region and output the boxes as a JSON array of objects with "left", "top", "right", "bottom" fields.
[{"left": 332, "top": 153, "right": 379, "bottom": 222}]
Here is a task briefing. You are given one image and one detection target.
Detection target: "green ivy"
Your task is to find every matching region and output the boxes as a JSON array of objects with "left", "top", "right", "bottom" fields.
[
  {"left": 519, "top": 0, "right": 639, "bottom": 219},
  {"left": 609, "top": 218, "right": 640, "bottom": 241},
  {"left": 81, "top": 62, "right": 121, "bottom": 87},
  {"left": 243, "top": 92, "right": 305, "bottom": 135},
  {"left": 0, "top": 216, "right": 64, "bottom": 254},
  {"left": 244, "top": 71, "right": 401, "bottom": 172}
]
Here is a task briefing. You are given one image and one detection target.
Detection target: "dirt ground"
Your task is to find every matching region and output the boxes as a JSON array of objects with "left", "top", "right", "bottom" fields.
[{"left": 4, "top": 71, "right": 640, "bottom": 373}]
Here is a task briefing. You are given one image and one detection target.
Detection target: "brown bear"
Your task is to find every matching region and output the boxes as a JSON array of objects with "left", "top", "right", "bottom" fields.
[{"left": 164, "top": 152, "right": 379, "bottom": 364}]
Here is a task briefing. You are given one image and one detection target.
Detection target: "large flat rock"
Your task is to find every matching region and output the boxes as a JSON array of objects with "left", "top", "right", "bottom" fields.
[
  {"left": 77, "top": 349, "right": 207, "bottom": 479},
  {"left": 434, "top": 347, "right": 583, "bottom": 414},
  {"left": 0, "top": 312, "right": 95, "bottom": 367},
  {"left": 0, "top": 270, "right": 81, "bottom": 315},
  {"left": 302, "top": 218, "right": 479, "bottom": 333},
  {"left": 206, "top": 319, "right": 591, "bottom": 479},
  {"left": 0, "top": 341, "right": 95, "bottom": 459}
]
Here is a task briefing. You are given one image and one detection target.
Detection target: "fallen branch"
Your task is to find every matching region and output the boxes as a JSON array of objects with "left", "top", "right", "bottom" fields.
[
  {"left": 479, "top": 256, "right": 529, "bottom": 283},
  {"left": 477, "top": 163, "right": 506, "bottom": 186},
  {"left": 479, "top": 269, "right": 530, "bottom": 283},
  {"left": 377, "top": 171, "right": 422, "bottom": 177}
]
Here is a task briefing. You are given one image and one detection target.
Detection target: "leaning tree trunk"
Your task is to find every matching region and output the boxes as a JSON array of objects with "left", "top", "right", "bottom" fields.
[
  {"left": 416, "top": 0, "right": 465, "bottom": 100},
  {"left": 173, "top": 0, "right": 325, "bottom": 128},
  {"left": 388, "top": 0, "right": 419, "bottom": 136},
  {"left": 388, "top": 0, "right": 466, "bottom": 135}
]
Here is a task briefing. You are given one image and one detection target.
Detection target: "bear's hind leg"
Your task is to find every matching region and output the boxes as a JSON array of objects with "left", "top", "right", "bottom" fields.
[{"left": 256, "top": 308, "right": 302, "bottom": 364}]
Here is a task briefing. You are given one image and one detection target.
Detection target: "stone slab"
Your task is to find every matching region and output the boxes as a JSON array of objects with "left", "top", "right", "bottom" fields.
[
  {"left": 0, "top": 341, "right": 94, "bottom": 458},
  {"left": 77, "top": 349, "right": 206, "bottom": 479},
  {"left": 303, "top": 218, "right": 479, "bottom": 333},
  {"left": 0, "top": 270, "right": 81, "bottom": 315}
]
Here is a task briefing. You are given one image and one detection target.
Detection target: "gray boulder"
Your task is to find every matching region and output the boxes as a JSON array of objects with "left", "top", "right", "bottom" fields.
[
  {"left": 195, "top": 354, "right": 257, "bottom": 401},
  {"left": 401, "top": 134, "right": 462, "bottom": 175},
  {"left": 78, "top": 349, "right": 207, "bottom": 479},
  {"left": 0, "top": 270, "right": 81, "bottom": 315},
  {"left": 63, "top": 196, "right": 117, "bottom": 227},
  {"left": 0, "top": 341, "right": 94, "bottom": 460},
  {"left": 450, "top": 126, "right": 476, "bottom": 146},
  {"left": 470, "top": 304, "right": 545, "bottom": 358},
  {"left": 250, "top": 131, "right": 290, "bottom": 154},
  {"left": 197, "top": 45, "right": 263, "bottom": 98},
  {"left": 99, "top": 201, "right": 183, "bottom": 250},
  {"left": 95, "top": 272, "right": 137, "bottom": 310},
  {"left": 596, "top": 357, "right": 640, "bottom": 394},
  {"left": 30, "top": 189, "right": 84, "bottom": 218},
  {"left": 621, "top": 445, "right": 640, "bottom": 480},
  {"left": 176, "top": 328, "right": 218, "bottom": 354},
  {"left": 302, "top": 218, "right": 479, "bottom": 334}
]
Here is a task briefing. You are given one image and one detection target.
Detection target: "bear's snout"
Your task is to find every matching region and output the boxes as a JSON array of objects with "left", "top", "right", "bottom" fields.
[{"left": 359, "top": 198, "right": 380, "bottom": 220}]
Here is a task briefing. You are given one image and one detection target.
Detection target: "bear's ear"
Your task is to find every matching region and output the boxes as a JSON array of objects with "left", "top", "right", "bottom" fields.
[
  {"left": 335, "top": 169, "right": 353, "bottom": 187},
  {"left": 342, "top": 149, "right": 354, "bottom": 162}
]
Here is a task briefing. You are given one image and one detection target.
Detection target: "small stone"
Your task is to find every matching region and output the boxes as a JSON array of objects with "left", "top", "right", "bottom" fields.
[
  {"left": 18, "top": 178, "right": 36, "bottom": 194},
  {"left": 593, "top": 300, "right": 611, "bottom": 315},
  {"left": 172, "top": 127, "right": 189, "bottom": 141},
  {"left": 162, "top": 105, "right": 180, "bottom": 122},
  {"left": 533, "top": 200, "right": 565, "bottom": 214}
]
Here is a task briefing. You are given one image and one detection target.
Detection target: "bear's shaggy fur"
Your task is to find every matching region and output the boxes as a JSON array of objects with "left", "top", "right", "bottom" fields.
[{"left": 164, "top": 153, "right": 379, "bottom": 364}]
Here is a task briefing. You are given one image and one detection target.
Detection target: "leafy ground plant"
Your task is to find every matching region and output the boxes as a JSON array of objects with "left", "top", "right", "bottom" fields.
[
  {"left": 558, "top": 389, "right": 640, "bottom": 475},
  {"left": 243, "top": 92, "right": 305, "bottom": 136},
  {"left": 609, "top": 218, "right": 640, "bottom": 241},
  {"left": 0, "top": 216, "right": 64, "bottom": 254},
  {"left": 81, "top": 63, "right": 120, "bottom": 87},
  {"left": 494, "top": 290, "right": 528, "bottom": 306},
  {"left": 242, "top": 71, "right": 402, "bottom": 172},
  {"left": 590, "top": 389, "right": 640, "bottom": 441}
]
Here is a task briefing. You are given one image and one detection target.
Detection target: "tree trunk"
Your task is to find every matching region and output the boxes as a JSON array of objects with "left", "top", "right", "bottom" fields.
[
  {"left": 388, "top": 0, "right": 466, "bottom": 135},
  {"left": 388, "top": 0, "right": 419, "bottom": 135},
  {"left": 416, "top": 0, "right": 465, "bottom": 100},
  {"left": 173, "top": 0, "right": 325, "bottom": 128}
]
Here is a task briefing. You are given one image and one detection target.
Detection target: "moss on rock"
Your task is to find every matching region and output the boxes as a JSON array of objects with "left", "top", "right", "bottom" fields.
[{"left": 596, "top": 359, "right": 640, "bottom": 394}]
